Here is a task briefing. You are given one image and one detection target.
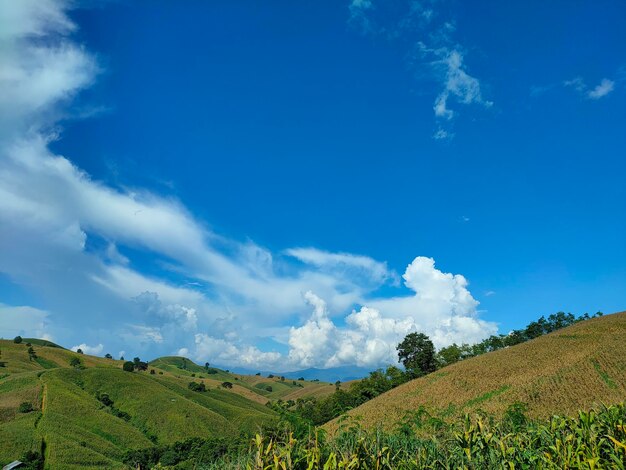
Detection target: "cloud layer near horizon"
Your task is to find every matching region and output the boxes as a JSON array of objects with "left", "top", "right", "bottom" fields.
[{"left": 0, "top": 0, "right": 497, "bottom": 370}]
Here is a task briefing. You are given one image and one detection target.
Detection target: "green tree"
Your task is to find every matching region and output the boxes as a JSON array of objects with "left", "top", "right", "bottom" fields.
[
  {"left": 397, "top": 332, "right": 436, "bottom": 378},
  {"left": 76, "top": 348, "right": 83, "bottom": 354},
  {"left": 437, "top": 343, "right": 463, "bottom": 367},
  {"left": 123, "top": 361, "right": 135, "bottom": 372},
  {"left": 104, "top": 353, "right": 113, "bottom": 359},
  {"left": 13, "top": 335, "right": 22, "bottom": 344}
]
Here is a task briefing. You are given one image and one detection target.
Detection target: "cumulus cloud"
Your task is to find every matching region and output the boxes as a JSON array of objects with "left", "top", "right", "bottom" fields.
[
  {"left": 71, "top": 343, "right": 103, "bottom": 355},
  {"left": 188, "top": 258, "right": 496, "bottom": 371}
]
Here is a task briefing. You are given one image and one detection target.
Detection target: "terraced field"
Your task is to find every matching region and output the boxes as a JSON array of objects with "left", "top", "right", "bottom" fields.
[{"left": 325, "top": 310, "right": 626, "bottom": 433}]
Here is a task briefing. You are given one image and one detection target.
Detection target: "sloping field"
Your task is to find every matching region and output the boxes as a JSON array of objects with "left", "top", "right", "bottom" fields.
[
  {"left": 149, "top": 356, "right": 342, "bottom": 403},
  {"left": 0, "top": 342, "right": 276, "bottom": 468},
  {"left": 0, "top": 340, "right": 348, "bottom": 467},
  {"left": 326, "top": 310, "right": 626, "bottom": 433}
]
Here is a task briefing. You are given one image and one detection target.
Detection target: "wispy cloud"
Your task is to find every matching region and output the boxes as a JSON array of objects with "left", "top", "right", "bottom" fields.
[
  {"left": 432, "top": 49, "right": 492, "bottom": 121},
  {"left": 346, "top": 1, "right": 492, "bottom": 139},
  {"left": 587, "top": 78, "right": 615, "bottom": 99},
  {"left": 564, "top": 76, "right": 616, "bottom": 100}
]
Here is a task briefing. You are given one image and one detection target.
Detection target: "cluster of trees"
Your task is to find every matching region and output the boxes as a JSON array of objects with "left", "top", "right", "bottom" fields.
[
  {"left": 436, "top": 311, "right": 603, "bottom": 368},
  {"left": 123, "top": 436, "right": 240, "bottom": 469},
  {"left": 188, "top": 381, "right": 207, "bottom": 392},
  {"left": 12, "top": 337, "right": 39, "bottom": 363},
  {"left": 271, "top": 310, "right": 602, "bottom": 426},
  {"left": 270, "top": 365, "right": 408, "bottom": 426},
  {"left": 122, "top": 357, "right": 149, "bottom": 372}
]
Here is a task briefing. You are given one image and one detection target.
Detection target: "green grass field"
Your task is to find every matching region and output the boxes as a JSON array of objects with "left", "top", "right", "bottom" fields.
[
  {"left": 0, "top": 342, "right": 279, "bottom": 468},
  {"left": 0, "top": 340, "right": 345, "bottom": 467}
]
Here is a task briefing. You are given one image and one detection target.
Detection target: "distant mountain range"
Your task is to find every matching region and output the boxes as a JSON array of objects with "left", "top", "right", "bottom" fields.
[{"left": 225, "top": 364, "right": 375, "bottom": 382}]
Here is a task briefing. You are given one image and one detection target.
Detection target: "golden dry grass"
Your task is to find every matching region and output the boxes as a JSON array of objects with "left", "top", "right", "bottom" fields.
[{"left": 325, "top": 310, "right": 626, "bottom": 434}]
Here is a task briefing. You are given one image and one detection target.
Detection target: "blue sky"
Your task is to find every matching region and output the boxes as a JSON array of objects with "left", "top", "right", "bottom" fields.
[{"left": 0, "top": 0, "right": 624, "bottom": 371}]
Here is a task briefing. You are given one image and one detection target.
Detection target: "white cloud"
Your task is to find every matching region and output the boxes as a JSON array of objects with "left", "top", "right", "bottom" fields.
[
  {"left": 433, "top": 128, "right": 453, "bottom": 140},
  {"left": 286, "top": 247, "right": 395, "bottom": 286},
  {"left": 348, "top": 0, "right": 374, "bottom": 32},
  {"left": 0, "top": 304, "right": 51, "bottom": 339},
  {"left": 564, "top": 76, "right": 615, "bottom": 100},
  {"left": 433, "top": 49, "right": 491, "bottom": 121},
  {"left": 188, "top": 258, "right": 496, "bottom": 371},
  {"left": 587, "top": 78, "right": 615, "bottom": 99},
  {"left": 345, "top": 1, "right": 491, "bottom": 137},
  {"left": 563, "top": 76, "right": 586, "bottom": 93},
  {"left": 193, "top": 334, "right": 282, "bottom": 369},
  {"left": 71, "top": 343, "right": 103, "bottom": 355}
]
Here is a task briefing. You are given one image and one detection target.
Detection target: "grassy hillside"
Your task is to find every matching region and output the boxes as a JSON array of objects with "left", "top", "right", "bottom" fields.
[
  {"left": 0, "top": 341, "right": 276, "bottom": 468},
  {"left": 0, "top": 340, "right": 349, "bottom": 467},
  {"left": 325, "top": 310, "right": 626, "bottom": 433},
  {"left": 149, "top": 356, "right": 345, "bottom": 403}
]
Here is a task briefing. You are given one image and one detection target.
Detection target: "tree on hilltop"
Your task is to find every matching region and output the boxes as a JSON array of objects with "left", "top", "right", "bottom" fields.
[{"left": 397, "top": 332, "right": 436, "bottom": 379}]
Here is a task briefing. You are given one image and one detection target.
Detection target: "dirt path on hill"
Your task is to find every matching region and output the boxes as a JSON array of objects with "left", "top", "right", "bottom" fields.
[{"left": 40, "top": 382, "right": 48, "bottom": 413}]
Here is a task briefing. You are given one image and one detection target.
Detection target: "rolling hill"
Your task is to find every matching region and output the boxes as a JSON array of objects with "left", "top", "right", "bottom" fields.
[
  {"left": 0, "top": 341, "right": 340, "bottom": 468},
  {"left": 325, "top": 310, "right": 626, "bottom": 434}
]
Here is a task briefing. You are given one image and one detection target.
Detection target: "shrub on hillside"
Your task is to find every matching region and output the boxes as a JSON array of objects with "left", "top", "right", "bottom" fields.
[
  {"left": 122, "top": 361, "right": 135, "bottom": 372},
  {"left": 221, "top": 381, "right": 233, "bottom": 389},
  {"left": 18, "top": 402, "right": 34, "bottom": 413},
  {"left": 13, "top": 336, "right": 22, "bottom": 344},
  {"left": 69, "top": 356, "right": 84, "bottom": 369},
  {"left": 188, "top": 381, "right": 206, "bottom": 392}
]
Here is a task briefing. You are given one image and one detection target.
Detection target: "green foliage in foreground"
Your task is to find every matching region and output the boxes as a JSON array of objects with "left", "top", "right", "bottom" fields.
[{"left": 124, "top": 403, "right": 626, "bottom": 469}]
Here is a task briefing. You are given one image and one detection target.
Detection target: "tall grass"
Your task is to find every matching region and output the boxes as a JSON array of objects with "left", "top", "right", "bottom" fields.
[{"left": 197, "top": 403, "right": 626, "bottom": 469}]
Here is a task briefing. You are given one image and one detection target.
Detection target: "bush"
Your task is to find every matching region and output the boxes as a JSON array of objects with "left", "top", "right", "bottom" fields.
[
  {"left": 18, "top": 402, "right": 34, "bottom": 413},
  {"left": 13, "top": 336, "right": 22, "bottom": 344},
  {"left": 96, "top": 392, "right": 114, "bottom": 407},
  {"left": 69, "top": 357, "right": 83, "bottom": 369},
  {"left": 188, "top": 381, "right": 207, "bottom": 392},
  {"left": 20, "top": 450, "right": 44, "bottom": 469},
  {"left": 221, "top": 381, "right": 233, "bottom": 389},
  {"left": 160, "top": 449, "right": 180, "bottom": 466},
  {"left": 122, "top": 361, "right": 135, "bottom": 372}
]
